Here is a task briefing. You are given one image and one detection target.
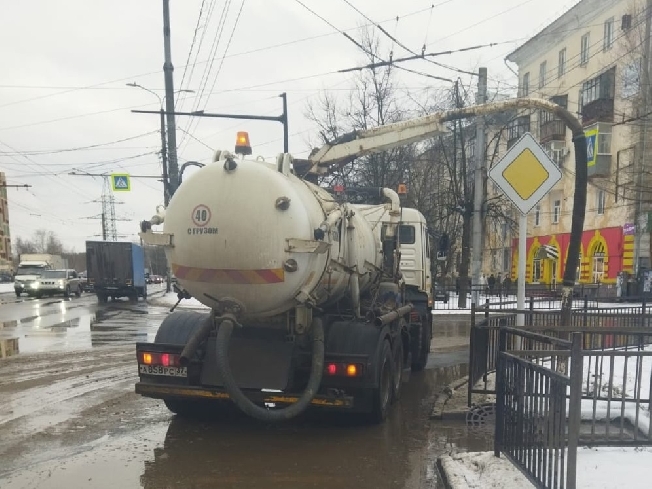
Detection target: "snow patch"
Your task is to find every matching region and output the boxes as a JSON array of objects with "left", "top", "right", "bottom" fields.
[
  {"left": 440, "top": 452, "right": 533, "bottom": 488},
  {"left": 441, "top": 448, "right": 652, "bottom": 489},
  {"left": 0, "top": 283, "right": 14, "bottom": 294}
]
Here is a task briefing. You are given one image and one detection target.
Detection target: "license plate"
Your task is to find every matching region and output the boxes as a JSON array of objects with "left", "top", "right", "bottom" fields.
[{"left": 139, "top": 364, "right": 187, "bottom": 377}]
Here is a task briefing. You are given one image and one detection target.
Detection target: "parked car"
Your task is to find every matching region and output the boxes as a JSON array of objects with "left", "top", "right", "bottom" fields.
[
  {"left": 30, "top": 269, "right": 82, "bottom": 298},
  {"left": 433, "top": 283, "right": 449, "bottom": 303},
  {"left": 0, "top": 271, "right": 12, "bottom": 283}
]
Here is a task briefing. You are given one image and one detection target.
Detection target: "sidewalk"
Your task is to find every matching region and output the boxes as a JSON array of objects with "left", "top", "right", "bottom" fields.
[
  {"left": 434, "top": 376, "right": 652, "bottom": 486},
  {"left": 438, "top": 447, "right": 652, "bottom": 489}
]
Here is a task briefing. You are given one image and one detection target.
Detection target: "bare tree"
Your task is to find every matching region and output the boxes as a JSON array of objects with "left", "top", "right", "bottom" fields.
[
  {"left": 305, "top": 29, "right": 418, "bottom": 190},
  {"left": 14, "top": 229, "right": 66, "bottom": 255}
]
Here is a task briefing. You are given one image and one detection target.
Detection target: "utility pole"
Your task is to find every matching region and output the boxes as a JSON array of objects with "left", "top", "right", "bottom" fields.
[
  {"left": 634, "top": 0, "right": 652, "bottom": 277},
  {"left": 162, "top": 0, "right": 180, "bottom": 194},
  {"left": 471, "top": 67, "right": 487, "bottom": 306}
]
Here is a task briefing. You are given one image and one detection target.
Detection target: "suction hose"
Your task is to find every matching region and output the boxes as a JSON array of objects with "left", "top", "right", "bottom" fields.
[{"left": 215, "top": 317, "right": 325, "bottom": 421}]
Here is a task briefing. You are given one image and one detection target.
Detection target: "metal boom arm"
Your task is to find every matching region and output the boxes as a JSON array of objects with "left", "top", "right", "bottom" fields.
[{"left": 300, "top": 96, "right": 587, "bottom": 324}]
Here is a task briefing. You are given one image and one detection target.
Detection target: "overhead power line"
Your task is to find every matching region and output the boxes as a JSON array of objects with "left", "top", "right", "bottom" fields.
[{"left": 0, "top": 130, "right": 158, "bottom": 155}]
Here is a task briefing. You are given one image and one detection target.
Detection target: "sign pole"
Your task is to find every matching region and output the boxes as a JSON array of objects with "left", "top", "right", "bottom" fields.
[{"left": 517, "top": 212, "right": 527, "bottom": 327}]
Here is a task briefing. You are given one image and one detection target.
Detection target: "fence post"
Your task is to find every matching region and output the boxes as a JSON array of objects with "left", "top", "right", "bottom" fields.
[
  {"left": 485, "top": 298, "right": 490, "bottom": 319},
  {"left": 582, "top": 296, "right": 588, "bottom": 329},
  {"left": 566, "top": 332, "right": 582, "bottom": 489},
  {"left": 528, "top": 296, "right": 534, "bottom": 326},
  {"left": 494, "top": 326, "right": 507, "bottom": 457},
  {"left": 468, "top": 325, "right": 474, "bottom": 408},
  {"left": 643, "top": 297, "right": 648, "bottom": 328}
]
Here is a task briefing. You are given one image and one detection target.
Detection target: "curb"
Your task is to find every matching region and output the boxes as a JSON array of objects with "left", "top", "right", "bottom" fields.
[
  {"left": 435, "top": 458, "right": 453, "bottom": 489},
  {"left": 430, "top": 375, "right": 470, "bottom": 420}
]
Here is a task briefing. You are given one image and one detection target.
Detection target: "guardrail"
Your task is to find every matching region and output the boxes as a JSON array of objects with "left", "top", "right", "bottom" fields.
[
  {"left": 494, "top": 328, "right": 579, "bottom": 489},
  {"left": 468, "top": 300, "right": 650, "bottom": 405}
]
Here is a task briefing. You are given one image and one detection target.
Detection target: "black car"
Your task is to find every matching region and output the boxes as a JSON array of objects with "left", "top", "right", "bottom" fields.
[{"left": 0, "top": 271, "right": 12, "bottom": 283}]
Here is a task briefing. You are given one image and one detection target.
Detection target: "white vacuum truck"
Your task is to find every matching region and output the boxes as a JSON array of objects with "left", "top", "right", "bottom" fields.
[{"left": 136, "top": 121, "right": 442, "bottom": 423}]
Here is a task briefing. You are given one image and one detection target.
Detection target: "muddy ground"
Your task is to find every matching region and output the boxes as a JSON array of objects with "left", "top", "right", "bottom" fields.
[{"left": 0, "top": 291, "right": 490, "bottom": 488}]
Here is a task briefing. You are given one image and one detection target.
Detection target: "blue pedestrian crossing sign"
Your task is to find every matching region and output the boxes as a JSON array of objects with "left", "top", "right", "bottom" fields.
[
  {"left": 111, "top": 173, "right": 131, "bottom": 192},
  {"left": 585, "top": 128, "right": 598, "bottom": 167}
]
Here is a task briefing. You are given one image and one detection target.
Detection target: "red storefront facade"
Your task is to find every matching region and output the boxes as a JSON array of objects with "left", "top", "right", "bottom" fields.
[{"left": 511, "top": 226, "right": 633, "bottom": 285}]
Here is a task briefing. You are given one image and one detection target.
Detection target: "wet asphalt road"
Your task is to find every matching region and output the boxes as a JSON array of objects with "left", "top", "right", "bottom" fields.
[{"left": 0, "top": 291, "right": 491, "bottom": 489}]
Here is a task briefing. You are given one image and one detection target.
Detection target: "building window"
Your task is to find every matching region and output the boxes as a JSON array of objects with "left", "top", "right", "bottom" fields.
[
  {"left": 532, "top": 259, "right": 542, "bottom": 282},
  {"left": 622, "top": 59, "right": 641, "bottom": 98},
  {"left": 604, "top": 17, "right": 614, "bottom": 51},
  {"left": 558, "top": 48, "right": 566, "bottom": 78},
  {"left": 507, "top": 115, "right": 530, "bottom": 146},
  {"left": 539, "top": 61, "right": 547, "bottom": 88},
  {"left": 579, "top": 68, "right": 615, "bottom": 110},
  {"left": 597, "top": 190, "right": 606, "bottom": 215},
  {"left": 503, "top": 248, "right": 511, "bottom": 273},
  {"left": 581, "top": 33, "right": 590, "bottom": 65},
  {"left": 522, "top": 72, "right": 530, "bottom": 96},
  {"left": 552, "top": 199, "right": 561, "bottom": 223},
  {"left": 534, "top": 204, "right": 541, "bottom": 226}
]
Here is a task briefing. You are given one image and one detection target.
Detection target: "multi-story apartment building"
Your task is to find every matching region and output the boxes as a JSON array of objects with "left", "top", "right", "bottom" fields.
[
  {"left": 486, "top": 0, "right": 648, "bottom": 285},
  {"left": 0, "top": 172, "right": 12, "bottom": 272}
]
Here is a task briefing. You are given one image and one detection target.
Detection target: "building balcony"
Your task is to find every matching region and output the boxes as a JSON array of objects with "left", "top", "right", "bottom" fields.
[
  {"left": 582, "top": 98, "right": 614, "bottom": 126},
  {"left": 540, "top": 119, "right": 567, "bottom": 143}
]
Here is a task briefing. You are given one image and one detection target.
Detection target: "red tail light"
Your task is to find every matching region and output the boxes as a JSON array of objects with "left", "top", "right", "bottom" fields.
[
  {"left": 138, "top": 351, "right": 181, "bottom": 367},
  {"left": 324, "top": 362, "right": 363, "bottom": 377}
]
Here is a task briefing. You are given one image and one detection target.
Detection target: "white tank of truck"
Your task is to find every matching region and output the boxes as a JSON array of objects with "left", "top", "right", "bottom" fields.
[{"left": 161, "top": 151, "right": 400, "bottom": 319}]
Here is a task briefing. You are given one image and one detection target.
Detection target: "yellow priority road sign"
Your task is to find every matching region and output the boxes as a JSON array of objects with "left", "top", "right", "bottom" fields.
[
  {"left": 111, "top": 173, "right": 131, "bottom": 192},
  {"left": 489, "top": 132, "right": 562, "bottom": 215}
]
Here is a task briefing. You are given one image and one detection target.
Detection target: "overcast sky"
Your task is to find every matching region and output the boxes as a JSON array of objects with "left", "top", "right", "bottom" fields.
[{"left": 0, "top": 0, "right": 580, "bottom": 253}]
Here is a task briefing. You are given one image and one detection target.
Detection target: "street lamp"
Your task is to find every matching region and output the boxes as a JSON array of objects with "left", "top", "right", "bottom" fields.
[
  {"left": 125, "top": 83, "right": 194, "bottom": 205},
  {"left": 127, "top": 83, "right": 193, "bottom": 293}
]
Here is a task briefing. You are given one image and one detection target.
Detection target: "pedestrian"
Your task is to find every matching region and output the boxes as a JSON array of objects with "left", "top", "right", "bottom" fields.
[
  {"left": 503, "top": 275, "right": 512, "bottom": 296},
  {"left": 488, "top": 274, "right": 496, "bottom": 295}
]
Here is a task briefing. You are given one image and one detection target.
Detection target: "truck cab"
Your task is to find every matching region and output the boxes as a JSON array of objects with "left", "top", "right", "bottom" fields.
[{"left": 14, "top": 261, "right": 50, "bottom": 297}]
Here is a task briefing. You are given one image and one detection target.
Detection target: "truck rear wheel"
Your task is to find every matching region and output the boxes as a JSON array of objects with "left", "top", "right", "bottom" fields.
[
  {"left": 368, "top": 339, "right": 393, "bottom": 424},
  {"left": 392, "top": 337, "right": 404, "bottom": 402},
  {"left": 411, "top": 318, "right": 431, "bottom": 372}
]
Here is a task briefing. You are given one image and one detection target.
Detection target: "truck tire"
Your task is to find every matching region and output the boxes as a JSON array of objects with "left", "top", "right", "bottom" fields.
[
  {"left": 368, "top": 339, "right": 393, "bottom": 424},
  {"left": 391, "top": 337, "right": 404, "bottom": 402},
  {"left": 411, "top": 319, "right": 431, "bottom": 372}
]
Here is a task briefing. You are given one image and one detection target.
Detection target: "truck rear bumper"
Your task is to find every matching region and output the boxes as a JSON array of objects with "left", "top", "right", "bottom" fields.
[{"left": 135, "top": 382, "right": 354, "bottom": 409}]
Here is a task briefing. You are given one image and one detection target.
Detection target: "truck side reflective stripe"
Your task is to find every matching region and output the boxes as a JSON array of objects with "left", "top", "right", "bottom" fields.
[{"left": 171, "top": 264, "right": 285, "bottom": 284}]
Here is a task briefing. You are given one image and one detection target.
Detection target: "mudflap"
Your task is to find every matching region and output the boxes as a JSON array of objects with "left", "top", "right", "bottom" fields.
[{"left": 200, "top": 328, "right": 293, "bottom": 391}]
